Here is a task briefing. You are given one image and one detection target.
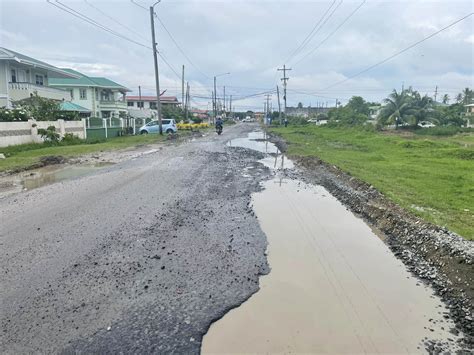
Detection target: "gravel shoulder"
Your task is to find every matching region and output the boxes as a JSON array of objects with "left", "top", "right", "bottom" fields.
[{"left": 270, "top": 133, "right": 474, "bottom": 350}]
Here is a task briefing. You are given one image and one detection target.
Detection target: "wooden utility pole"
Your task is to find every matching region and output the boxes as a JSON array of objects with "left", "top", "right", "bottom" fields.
[
  {"left": 181, "top": 65, "right": 185, "bottom": 111},
  {"left": 277, "top": 65, "right": 291, "bottom": 117},
  {"left": 277, "top": 85, "right": 282, "bottom": 125},
  {"left": 149, "top": 4, "right": 162, "bottom": 134}
]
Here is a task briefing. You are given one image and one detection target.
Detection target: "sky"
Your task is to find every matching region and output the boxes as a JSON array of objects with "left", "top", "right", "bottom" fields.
[{"left": 0, "top": 0, "right": 473, "bottom": 111}]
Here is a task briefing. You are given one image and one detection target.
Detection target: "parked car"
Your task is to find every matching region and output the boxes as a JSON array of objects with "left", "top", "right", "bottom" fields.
[
  {"left": 418, "top": 121, "right": 436, "bottom": 128},
  {"left": 140, "top": 119, "right": 177, "bottom": 134},
  {"left": 242, "top": 117, "right": 255, "bottom": 122}
]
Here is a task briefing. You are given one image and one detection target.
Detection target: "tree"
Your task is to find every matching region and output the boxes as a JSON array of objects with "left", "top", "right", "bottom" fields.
[
  {"left": 14, "top": 94, "right": 60, "bottom": 121},
  {"left": 406, "top": 91, "right": 436, "bottom": 127},
  {"left": 346, "top": 96, "right": 369, "bottom": 116},
  {"left": 462, "top": 88, "right": 473, "bottom": 105},
  {"left": 378, "top": 89, "right": 411, "bottom": 129},
  {"left": 455, "top": 93, "right": 463, "bottom": 103},
  {"left": 297, "top": 102, "right": 303, "bottom": 109},
  {"left": 442, "top": 94, "right": 450, "bottom": 104}
]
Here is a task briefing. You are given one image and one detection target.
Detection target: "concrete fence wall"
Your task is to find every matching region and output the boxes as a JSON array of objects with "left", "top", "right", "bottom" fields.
[{"left": 0, "top": 119, "right": 87, "bottom": 147}]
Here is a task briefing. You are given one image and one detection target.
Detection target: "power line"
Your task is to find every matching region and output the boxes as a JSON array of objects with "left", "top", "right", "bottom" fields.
[
  {"left": 130, "top": 0, "right": 210, "bottom": 81},
  {"left": 49, "top": 0, "right": 151, "bottom": 50},
  {"left": 293, "top": 0, "right": 366, "bottom": 66},
  {"left": 47, "top": 0, "right": 182, "bottom": 81},
  {"left": 319, "top": 12, "right": 474, "bottom": 91},
  {"left": 83, "top": 0, "right": 147, "bottom": 41},
  {"left": 155, "top": 15, "right": 210, "bottom": 80},
  {"left": 284, "top": 0, "right": 337, "bottom": 63}
]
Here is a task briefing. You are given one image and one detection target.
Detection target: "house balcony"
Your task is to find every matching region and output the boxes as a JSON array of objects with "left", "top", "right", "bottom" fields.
[
  {"left": 9, "top": 82, "right": 71, "bottom": 102},
  {"left": 99, "top": 100, "right": 127, "bottom": 111}
]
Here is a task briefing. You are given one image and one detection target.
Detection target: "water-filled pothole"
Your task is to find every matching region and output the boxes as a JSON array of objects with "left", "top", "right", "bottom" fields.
[{"left": 204, "top": 130, "right": 461, "bottom": 353}]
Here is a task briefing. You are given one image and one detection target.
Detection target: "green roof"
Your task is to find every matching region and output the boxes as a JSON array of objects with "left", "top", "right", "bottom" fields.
[
  {"left": 49, "top": 68, "right": 129, "bottom": 91},
  {"left": 60, "top": 102, "right": 91, "bottom": 112}
]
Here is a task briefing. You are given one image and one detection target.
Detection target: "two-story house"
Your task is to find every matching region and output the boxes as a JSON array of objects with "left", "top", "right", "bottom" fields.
[
  {"left": 126, "top": 95, "right": 180, "bottom": 110},
  {"left": 49, "top": 69, "right": 130, "bottom": 118},
  {"left": 0, "top": 47, "right": 76, "bottom": 108}
]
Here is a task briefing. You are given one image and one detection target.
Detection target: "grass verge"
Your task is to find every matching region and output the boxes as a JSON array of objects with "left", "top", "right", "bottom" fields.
[
  {"left": 0, "top": 132, "right": 192, "bottom": 173},
  {"left": 270, "top": 125, "right": 474, "bottom": 240}
]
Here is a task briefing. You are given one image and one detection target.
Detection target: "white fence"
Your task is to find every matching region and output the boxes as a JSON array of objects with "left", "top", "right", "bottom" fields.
[{"left": 0, "top": 119, "right": 87, "bottom": 147}]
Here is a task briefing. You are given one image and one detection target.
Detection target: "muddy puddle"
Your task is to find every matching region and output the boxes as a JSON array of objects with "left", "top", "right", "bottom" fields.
[
  {"left": 203, "top": 131, "right": 461, "bottom": 353},
  {"left": 0, "top": 163, "right": 113, "bottom": 198}
]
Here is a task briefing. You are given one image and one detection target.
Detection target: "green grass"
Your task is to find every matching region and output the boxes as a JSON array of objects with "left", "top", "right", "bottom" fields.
[
  {"left": 0, "top": 134, "right": 177, "bottom": 173},
  {"left": 271, "top": 125, "right": 474, "bottom": 240}
]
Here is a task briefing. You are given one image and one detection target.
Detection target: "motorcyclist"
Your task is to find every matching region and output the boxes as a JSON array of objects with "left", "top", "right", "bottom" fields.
[{"left": 215, "top": 117, "right": 223, "bottom": 131}]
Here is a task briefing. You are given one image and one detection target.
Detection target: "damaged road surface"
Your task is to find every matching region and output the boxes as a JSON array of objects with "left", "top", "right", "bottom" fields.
[
  {"left": 0, "top": 124, "right": 270, "bottom": 353},
  {"left": 0, "top": 124, "right": 470, "bottom": 353}
]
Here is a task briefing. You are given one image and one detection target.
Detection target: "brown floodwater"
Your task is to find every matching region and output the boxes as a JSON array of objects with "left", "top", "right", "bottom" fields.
[
  {"left": 203, "top": 131, "right": 460, "bottom": 354},
  {"left": 0, "top": 163, "right": 113, "bottom": 198}
]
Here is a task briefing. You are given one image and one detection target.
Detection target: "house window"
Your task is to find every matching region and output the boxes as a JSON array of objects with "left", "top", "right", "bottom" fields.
[
  {"left": 35, "top": 74, "right": 44, "bottom": 86},
  {"left": 69, "top": 89, "right": 74, "bottom": 100},
  {"left": 80, "top": 89, "right": 87, "bottom": 100},
  {"left": 127, "top": 102, "right": 134, "bottom": 107},
  {"left": 150, "top": 102, "right": 157, "bottom": 109},
  {"left": 95, "top": 89, "right": 99, "bottom": 101},
  {"left": 137, "top": 101, "right": 144, "bottom": 108},
  {"left": 11, "top": 69, "right": 17, "bottom": 83}
]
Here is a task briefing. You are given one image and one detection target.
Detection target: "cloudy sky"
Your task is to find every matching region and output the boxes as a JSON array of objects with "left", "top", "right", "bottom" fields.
[{"left": 1, "top": 0, "right": 473, "bottom": 110}]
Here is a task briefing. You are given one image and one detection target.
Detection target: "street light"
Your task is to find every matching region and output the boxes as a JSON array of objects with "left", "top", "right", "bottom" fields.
[
  {"left": 213, "top": 72, "right": 230, "bottom": 123},
  {"left": 150, "top": 0, "right": 163, "bottom": 134}
]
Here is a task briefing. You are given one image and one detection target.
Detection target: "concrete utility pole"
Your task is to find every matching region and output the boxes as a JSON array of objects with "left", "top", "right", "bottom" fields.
[
  {"left": 213, "top": 72, "right": 230, "bottom": 123},
  {"left": 181, "top": 65, "right": 185, "bottom": 111},
  {"left": 277, "top": 85, "right": 282, "bottom": 125},
  {"left": 434, "top": 85, "right": 438, "bottom": 102},
  {"left": 223, "top": 86, "right": 226, "bottom": 113},
  {"left": 229, "top": 95, "right": 232, "bottom": 118},
  {"left": 185, "top": 82, "right": 190, "bottom": 121},
  {"left": 150, "top": 1, "right": 163, "bottom": 134},
  {"left": 138, "top": 85, "right": 142, "bottom": 109},
  {"left": 265, "top": 94, "right": 271, "bottom": 124}
]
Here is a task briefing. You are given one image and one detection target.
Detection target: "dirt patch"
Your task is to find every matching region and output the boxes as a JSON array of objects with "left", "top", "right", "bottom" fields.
[{"left": 269, "top": 132, "right": 473, "bottom": 351}]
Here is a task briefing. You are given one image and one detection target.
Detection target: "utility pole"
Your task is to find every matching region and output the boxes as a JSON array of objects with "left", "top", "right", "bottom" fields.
[
  {"left": 185, "top": 82, "right": 190, "bottom": 121},
  {"left": 150, "top": 2, "right": 162, "bottom": 134},
  {"left": 230, "top": 95, "right": 232, "bottom": 118},
  {"left": 138, "top": 85, "right": 142, "bottom": 110},
  {"left": 265, "top": 94, "right": 271, "bottom": 125},
  {"left": 223, "top": 86, "right": 226, "bottom": 114},
  {"left": 213, "top": 76, "right": 217, "bottom": 123},
  {"left": 278, "top": 65, "right": 291, "bottom": 117},
  {"left": 434, "top": 85, "right": 438, "bottom": 102},
  {"left": 181, "top": 65, "right": 185, "bottom": 111},
  {"left": 277, "top": 85, "right": 282, "bottom": 125}
]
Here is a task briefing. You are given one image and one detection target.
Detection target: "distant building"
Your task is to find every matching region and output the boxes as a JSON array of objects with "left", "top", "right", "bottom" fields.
[
  {"left": 126, "top": 95, "right": 180, "bottom": 110},
  {"left": 286, "top": 105, "right": 330, "bottom": 118}
]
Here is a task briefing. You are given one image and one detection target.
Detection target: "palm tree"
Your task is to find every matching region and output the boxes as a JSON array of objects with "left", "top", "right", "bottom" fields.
[
  {"left": 379, "top": 89, "right": 411, "bottom": 129},
  {"left": 406, "top": 92, "right": 436, "bottom": 127},
  {"left": 462, "top": 88, "right": 473, "bottom": 105},
  {"left": 456, "top": 93, "right": 463, "bottom": 103},
  {"left": 442, "top": 94, "right": 450, "bottom": 104}
]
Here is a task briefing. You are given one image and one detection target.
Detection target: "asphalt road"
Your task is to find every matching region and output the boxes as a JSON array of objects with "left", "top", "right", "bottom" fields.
[{"left": 0, "top": 123, "right": 270, "bottom": 353}]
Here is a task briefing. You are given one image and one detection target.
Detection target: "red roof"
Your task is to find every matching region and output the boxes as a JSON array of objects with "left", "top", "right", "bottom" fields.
[{"left": 126, "top": 96, "right": 179, "bottom": 103}]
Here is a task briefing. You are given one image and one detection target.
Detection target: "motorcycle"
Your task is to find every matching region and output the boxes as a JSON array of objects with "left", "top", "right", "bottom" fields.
[{"left": 216, "top": 124, "right": 223, "bottom": 135}]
